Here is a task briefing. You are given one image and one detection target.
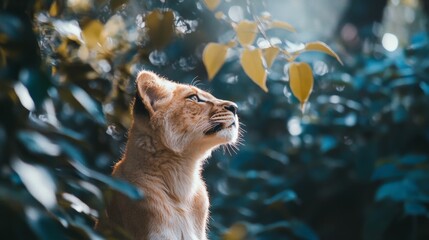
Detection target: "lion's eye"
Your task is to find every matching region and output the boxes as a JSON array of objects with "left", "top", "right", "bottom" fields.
[{"left": 187, "top": 94, "right": 200, "bottom": 102}]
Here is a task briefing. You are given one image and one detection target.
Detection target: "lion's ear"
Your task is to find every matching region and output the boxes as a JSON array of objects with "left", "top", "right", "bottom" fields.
[{"left": 134, "top": 71, "right": 172, "bottom": 117}]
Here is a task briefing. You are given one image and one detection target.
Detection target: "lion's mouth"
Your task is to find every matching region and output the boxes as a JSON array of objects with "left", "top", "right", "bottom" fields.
[{"left": 205, "top": 122, "right": 236, "bottom": 135}]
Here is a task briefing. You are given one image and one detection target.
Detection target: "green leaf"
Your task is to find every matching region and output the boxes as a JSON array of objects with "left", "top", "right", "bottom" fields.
[
  {"left": 69, "top": 85, "right": 106, "bottom": 125},
  {"left": 14, "top": 82, "right": 35, "bottom": 111},
  {"left": 203, "top": 43, "right": 229, "bottom": 80},
  {"left": 11, "top": 158, "right": 57, "bottom": 210},
  {"left": 404, "top": 202, "right": 428, "bottom": 216},
  {"left": 70, "top": 161, "right": 143, "bottom": 200},
  {"left": 19, "top": 68, "right": 50, "bottom": 109},
  {"left": 264, "top": 189, "right": 298, "bottom": 205},
  {"left": 241, "top": 48, "right": 268, "bottom": 92},
  {"left": 289, "top": 62, "right": 314, "bottom": 111},
  {"left": 17, "top": 131, "right": 61, "bottom": 157},
  {"left": 400, "top": 154, "right": 428, "bottom": 165},
  {"left": 375, "top": 180, "right": 424, "bottom": 202},
  {"left": 371, "top": 164, "right": 402, "bottom": 180},
  {"left": 59, "top": 139, "right": 88, "bottom": 165},
  {"left": 289, "top": 220, "right": 319, "bottom": 240},
  {"left": 24, "top": 207, "right": 67, "bottom": 240}
]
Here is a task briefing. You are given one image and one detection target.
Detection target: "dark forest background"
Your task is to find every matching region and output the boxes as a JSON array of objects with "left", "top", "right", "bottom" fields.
[{"left": 1, "top": 0, "right": 429, "bottom": 239}]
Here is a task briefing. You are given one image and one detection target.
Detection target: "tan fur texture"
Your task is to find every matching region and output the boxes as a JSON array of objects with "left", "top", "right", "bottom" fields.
[{"left": 105, "top": 71, "right": 240, "bottom": 240}]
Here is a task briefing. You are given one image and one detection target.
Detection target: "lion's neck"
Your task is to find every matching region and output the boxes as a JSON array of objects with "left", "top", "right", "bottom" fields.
[{"left": 118, "top": 128, "right": 209, "bottom": 202}]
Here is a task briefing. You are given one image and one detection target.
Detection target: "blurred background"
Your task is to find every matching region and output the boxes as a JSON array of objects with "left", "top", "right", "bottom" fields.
[{"left": 1, "top": 0, "right": 429, "bottom": 239}]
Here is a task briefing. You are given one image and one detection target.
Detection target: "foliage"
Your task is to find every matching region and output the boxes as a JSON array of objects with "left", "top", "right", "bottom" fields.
[
  {"left": 1, "top": 0, "right": 429, "bottom": 240},
  {"left": 202, "top": 0, "right": 342, "bottom": 111}
]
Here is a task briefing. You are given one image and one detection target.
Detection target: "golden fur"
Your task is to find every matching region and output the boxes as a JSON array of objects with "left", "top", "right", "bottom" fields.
[{"left": 105, "top": 71, "right": 239, "bottom": 239}]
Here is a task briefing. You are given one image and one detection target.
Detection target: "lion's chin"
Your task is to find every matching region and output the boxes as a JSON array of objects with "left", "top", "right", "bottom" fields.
[{"left": 212, "top": 122, "right": 239, "bottom": 143}]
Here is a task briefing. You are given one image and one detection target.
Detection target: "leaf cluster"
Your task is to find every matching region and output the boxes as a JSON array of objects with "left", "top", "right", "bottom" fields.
[{"left": 202, "top": 0, "right": 342, "bottom": 112}]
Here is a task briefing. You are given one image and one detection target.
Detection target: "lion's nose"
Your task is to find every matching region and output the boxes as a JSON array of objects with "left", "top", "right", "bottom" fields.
[{"left": 224, "top": 104, "right": 238, "bottom": 115}]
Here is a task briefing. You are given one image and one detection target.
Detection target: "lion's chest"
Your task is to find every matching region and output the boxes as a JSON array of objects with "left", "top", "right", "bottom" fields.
[{"left": 152, "top": 204, "right": 201, "bottom": 240}]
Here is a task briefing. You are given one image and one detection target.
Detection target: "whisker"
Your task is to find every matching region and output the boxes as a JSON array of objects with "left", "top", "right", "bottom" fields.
[
  {"left": 190, "top": 77, "right": 199, "bottom": 86},
  {"left": 238, "top": 126, "right": 247, "bottom": 133},
  {"left": 237, "top": 134, "right": 245, "bottom": 140},
  {"left": 221, "top": 145, "right": 227, "bottom": 155},
  {"left": 222, "top": 145, "right": 229, "bottom": 155},
  {"left": 225, "top": 144, "right": 232, "bottom": 156},
  {"left": 194, "top": 121, "right": 216, "bottom": 134},
  {"left": 190, "top": 77, "right": 207, "bottom": 89},
  {"left": 202, "top": 123, "right": 217, "bottom": 133},
  {"left": 239, "top": 128, "right": 247, "bottom": 133},
  {"left": 235, "top": 137, "right": 245, "bottom": 146},
  {"left": 228, "top": 144, "right": 238, "bottom": 154}
]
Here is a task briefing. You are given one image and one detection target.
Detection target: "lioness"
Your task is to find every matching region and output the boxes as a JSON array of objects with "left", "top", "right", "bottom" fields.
[{"left": 106, "top": 71, "right": 239, "bottom": 239}]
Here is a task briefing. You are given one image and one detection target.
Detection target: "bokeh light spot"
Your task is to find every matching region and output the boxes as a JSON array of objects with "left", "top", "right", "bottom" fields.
[
  {"left": 341, "top": 23, "right": 357, "bottom": 42},
  {"left": 288, "top": 117, "right": 302, "bottom": 136},
  {"left": 382, "top": 33, "right": 399, "bottom": 52},
  {"left": 228, "top": 6, "right": 244, "bottom": 22}
]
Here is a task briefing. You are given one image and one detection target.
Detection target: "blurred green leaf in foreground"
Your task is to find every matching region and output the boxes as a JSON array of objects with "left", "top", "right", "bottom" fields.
[{"left": 1, "top": 0, "right": 429, "bottom": 240}]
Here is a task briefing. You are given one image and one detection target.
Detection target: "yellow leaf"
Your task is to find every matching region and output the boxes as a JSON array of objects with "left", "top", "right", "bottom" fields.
[
  {"left": 82, "top": 20, "right": 104, "bottom": 49},
  {"left": 203, "top": 43, "right": 229, "bottom": 80},
  {"left": 34, "top": 0, "right": 43, "bottom": 12},
  {"left": 269, "top": 20, "right": 295, "bottom": 32},
  {"left": 0, "top": 33, "right": 8, "bottom": 44},
  {"left": 204, "top": 0, "right": 221, "bottom": 10},
  {"left": 0, "top": 48, "right": 6, "bottom": 67},
  {"left": 56, "top": 39, "right": 68, "bottom": 57},
  {"left": 235, "top": 21, "right": 258, "bottom": 46},
  {"left": 100, "top": 15, "right": 128, "bottom": 52},
  {"left": 304, "top": 41, "right": 343, "bottom": 65},
  {"left": 226, "top": 40, "right": 237, "bottom": 48},
  {"left": 110, "top": 0, "right": 128, "bottom": 11},
  {"left": 49, "top": 0, "right": 59, "bottom": 17},
  {"left": 215, "top": 11, "right": 226, "bottom": 20},
  {"left": 102, "top": 15, "right": 127, "bottom": 39},
  {"left": 222, "top": 223, "right": 247, "bottom": 240},
  {"left": 263, "top": 46, "right": 279, "bottom": 69},
  {"left": 146, "top": 10, "right": 175, "bottom": 49},
  {"left": 241, "top": 48, "right": 268, "bottom": 92},
  {"left": 68, "top": 0, "right": 92, "bottom": 12},
  {"left": 77, "top": 46, "right": 89, "bottom": 61},
  {"left": 289, "top": 62, "right": 314, "bottom": 111}
]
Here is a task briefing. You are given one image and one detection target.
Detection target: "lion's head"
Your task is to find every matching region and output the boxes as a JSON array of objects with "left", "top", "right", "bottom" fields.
[{"left": 132, "top": 71, "right": 240, "bottom": 155}]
